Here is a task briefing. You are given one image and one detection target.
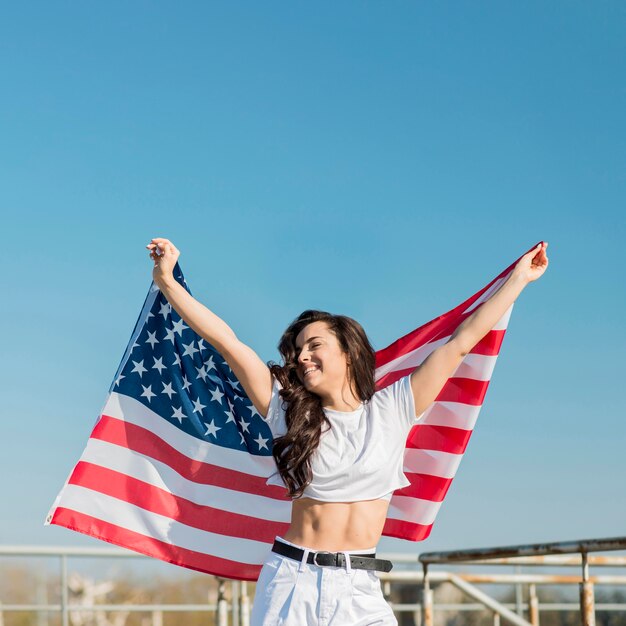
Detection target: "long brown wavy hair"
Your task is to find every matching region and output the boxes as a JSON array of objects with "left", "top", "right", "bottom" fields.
[{"left": 267, "top": 309, "right": 376, "bottom": 499}]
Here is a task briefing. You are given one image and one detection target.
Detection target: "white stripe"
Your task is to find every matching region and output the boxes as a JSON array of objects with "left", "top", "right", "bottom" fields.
[
  {"left": 387, "top": 494, "right": 443, "bottom": 525},
  {"left": 56, "top": 485, "right": 272, "bottom": 566},
  {"left": 452, "top": 353, "right": 499, "bottom": 382},
  {"left": 403, "top": 448, "right": 463, "bottom": 479},
  {"left": 375, "top": 338, "right": 446, "bottom": 380},
  {"left": 419, "top": 401, "right": 482, "bottom": 430},
  {"left": 375, "top": 325, "right": 509, "bottom": 383},
  {"left": 102, "top": 392, "right": 276, "bottom": 478},
  {"left": 78, "top": 438, "right": 291, "bottom": 523}
]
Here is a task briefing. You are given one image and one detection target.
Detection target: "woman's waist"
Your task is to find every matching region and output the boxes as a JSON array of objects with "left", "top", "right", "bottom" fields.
[{"left": 285, "top": 497, "right": 388, "bottom": 550}]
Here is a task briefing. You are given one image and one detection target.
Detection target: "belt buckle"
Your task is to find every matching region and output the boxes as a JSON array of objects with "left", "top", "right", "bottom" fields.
[{"left": 313, "top": 551, "right": 334, "bottom": 566}]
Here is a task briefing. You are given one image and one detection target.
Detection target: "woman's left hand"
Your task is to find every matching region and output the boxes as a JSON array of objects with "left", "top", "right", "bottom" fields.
[{"left": 513, "top": 242, "right": 549, "bottom": 284}]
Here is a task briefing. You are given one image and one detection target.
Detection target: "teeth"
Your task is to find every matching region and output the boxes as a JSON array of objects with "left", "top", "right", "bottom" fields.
[{"left": 304, "top": 367, "right": 319, "bottom": 376}]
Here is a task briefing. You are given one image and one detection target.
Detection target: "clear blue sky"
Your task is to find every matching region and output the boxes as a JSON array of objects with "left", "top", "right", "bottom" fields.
[{"left": 2, "top": 1, "right": 625, "bottom": 570}]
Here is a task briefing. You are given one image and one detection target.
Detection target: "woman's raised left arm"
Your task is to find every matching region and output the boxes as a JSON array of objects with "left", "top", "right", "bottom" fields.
[{"left": 409, "top": 242, "right": 549, "bottom": 417}]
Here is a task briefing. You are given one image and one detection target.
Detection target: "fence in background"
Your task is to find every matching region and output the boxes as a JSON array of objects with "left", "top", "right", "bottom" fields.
[{"left": 2, "top": 536, "right": 626, "bottom": 625}]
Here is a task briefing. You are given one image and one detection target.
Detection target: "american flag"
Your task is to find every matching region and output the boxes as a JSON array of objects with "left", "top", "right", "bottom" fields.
[{"left": 46, "top": 244, "right": 535, "bottom": 580}]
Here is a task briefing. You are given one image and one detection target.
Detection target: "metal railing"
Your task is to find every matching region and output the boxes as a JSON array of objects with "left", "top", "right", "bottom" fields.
[
  {"left": 1, "top": 536, "right": 626, "bottom": 625},
  {"left": 419, "top": 535, "right": 626, "bottom": 626}
]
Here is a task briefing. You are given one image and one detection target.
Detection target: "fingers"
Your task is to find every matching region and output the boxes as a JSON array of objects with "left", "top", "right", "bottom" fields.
[
  {"left": 529, "top": 242, "right": 549, "bottom": 269},
  {"left": 146, "top": 238, "right": 179, "bottom": 266}
]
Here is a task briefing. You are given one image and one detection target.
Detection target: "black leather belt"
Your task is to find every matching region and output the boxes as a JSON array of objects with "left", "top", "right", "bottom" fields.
[{"left": 271, "top": 539, "right": 393, "bottom": 572}]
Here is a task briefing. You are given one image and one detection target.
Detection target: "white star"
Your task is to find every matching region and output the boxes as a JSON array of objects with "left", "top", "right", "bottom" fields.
[
  {"left": 147, "top": 311, "right": 154, "bottom": 319},
  {"left": 192, "top": 397, "right": 206, "bottom": 415},
  {"left": 163, "top": 327, "right": 176, "bottom": 344},
  {"left": 161, "top": 381, "right": 176, "bottom": 399},
  {"left": 159, "top": 302, "right": 171, "bottom": 319},
  {"left": 197, "top": 338, "right": 207, "bottom": 353},
  {"left": 182, "top": 341, "right": 199, "bottom": 358},
  {"left": 152, "top": 356, "right": 166, "bottom": 375},
  {"left": 172, "top": 353, "right": 182, "bottom": 367},
  {"left": 141, "top": 384, "right": 156, "bottom": 402},
  {"left": 210, "top": 387, "right": 224, "bottom": 403},
  {"left": 114, "top": 373, "right": 125, "bottom": 387},
  {"left": 247, "top": 403, "right": 261, "bottom": 418},
  {"left": 203, "top": 419, "right": 221, "bottom": 438},
  {"left": 172, "top": 318, "right": 188, "bottom": 336},
  {"left": 226, "top": 377, "right": 241, "bottom": 391},
  {"left": 131, "top": 359, "right": 147, "bottom": 378},
  {"left": 224, "top": 408, "right": 236, "bottom": 424},
  {"left": 145, "top": 330, "right": 159, "bottom": 348},
  {"left": 239, "top": 432, "right": 245, "bottom": 445},
  {"left": 254, "top": 433, "right": 269, "bottom": 451},
  {"left": 195, "top": 364, "right": 208, "bottom": 382},
  {"left": 171, "top": 406, "right": 186, "bottom": 423},
  {"left": 131, "top": 340, "right": 140, "bottom": 352},
  {"left": 205, "top": 355, "right": 216, "bottom": 371},
  {"left": 240, "top": 418, "right": 250, "bottom": 433},
  {"left": 182, "top": 375, "right": 191, "bottom": 392}
]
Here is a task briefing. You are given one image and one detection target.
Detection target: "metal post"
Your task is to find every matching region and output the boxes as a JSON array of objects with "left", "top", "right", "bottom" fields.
[
  {"left": 422, "top": 563, "right": 433, "bottom": 626},
  {"left": 36, "top": 571, "right": 49, "bottom": 626},
  {"left": 515, "top": 565, "right": 524, "bottom": 616},
  {"left": 494, "top": 612, "right": 501, "bottom": 626},
  {"left": 240, "top": 581, "right": 250, "bottom": 626},
  {"left": 232, "top": 580, "right": 240, "bottom": 626},
  {"left": 60, "top": 555, "right": 68, "bottom": 626},
  {"left": 151, "top": 610, "right": 163, "bottom": 626},
  {"left": 216, "top": 578, "right": 228, "bottom": 626},
  {"left": 528, "top": 583, "right": 539, "bottom": 626},
  {"left": 580, "top": 552, "right": 596, "bottom": 626}
]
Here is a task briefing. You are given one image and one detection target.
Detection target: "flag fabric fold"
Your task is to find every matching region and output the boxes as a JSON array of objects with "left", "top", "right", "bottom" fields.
[{"left": 46, "top": 244, "right": 536, "bottom": 580}]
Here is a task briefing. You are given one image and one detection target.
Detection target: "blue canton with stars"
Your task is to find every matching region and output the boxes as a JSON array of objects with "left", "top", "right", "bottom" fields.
[{"left": 109, "top": 263, "right": 273, "bottom": 456}]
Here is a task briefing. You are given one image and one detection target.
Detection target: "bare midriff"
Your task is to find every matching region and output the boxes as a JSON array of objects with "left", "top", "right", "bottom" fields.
[{"left": 281, "top": 496, "right": 390, "bottom": 551}]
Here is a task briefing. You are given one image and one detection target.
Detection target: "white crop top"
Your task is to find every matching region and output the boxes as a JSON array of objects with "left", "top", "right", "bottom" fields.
[{"left": 263, "top": 374, "right": 426, "bottom": 503}]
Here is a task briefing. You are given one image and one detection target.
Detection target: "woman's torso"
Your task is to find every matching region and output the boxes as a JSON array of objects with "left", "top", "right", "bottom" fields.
[
  {"left": 264, "top": 373, "right": 422, "bottom": 550},
  {"left": 283, "top": 496, "right": 390, "bottom": 550}
]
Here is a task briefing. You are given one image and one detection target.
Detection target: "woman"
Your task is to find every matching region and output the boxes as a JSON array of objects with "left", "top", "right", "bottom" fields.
[{"left": 146, "top": 237, "right": 549, "bottom": 626}]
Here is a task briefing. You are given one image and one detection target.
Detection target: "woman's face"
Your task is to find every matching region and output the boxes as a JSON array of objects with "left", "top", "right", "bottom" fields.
[{"left": 294, "top": 321, "right": 350, "bottom": 393}]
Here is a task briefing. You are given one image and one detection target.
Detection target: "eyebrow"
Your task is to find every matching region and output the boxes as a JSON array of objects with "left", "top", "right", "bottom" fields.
[{"left": 295, "top": 336, "right": 324, "bottom": 351}]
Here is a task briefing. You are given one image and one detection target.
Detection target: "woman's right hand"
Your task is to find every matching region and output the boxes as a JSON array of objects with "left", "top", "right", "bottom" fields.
[{"left": 146, "top": 237, "right": 180, "bottom": 287}]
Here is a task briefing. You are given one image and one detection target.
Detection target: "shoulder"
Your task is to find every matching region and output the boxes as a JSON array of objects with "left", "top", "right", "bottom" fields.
[{"left": 372, "top": 374, "right": 424, "bottom": 428}]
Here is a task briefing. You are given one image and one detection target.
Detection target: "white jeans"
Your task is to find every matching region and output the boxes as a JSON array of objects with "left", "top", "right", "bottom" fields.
[{"left": 250, "top": 536, "right": 398, "bottom": 626}]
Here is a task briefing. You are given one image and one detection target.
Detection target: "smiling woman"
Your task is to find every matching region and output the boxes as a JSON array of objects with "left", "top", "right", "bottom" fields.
[
  {"left": 145, "top": 236, "right": 549, "bottom": 626},
  {"left": 268, "top": 310, "right": 378, "bottom": 501}
]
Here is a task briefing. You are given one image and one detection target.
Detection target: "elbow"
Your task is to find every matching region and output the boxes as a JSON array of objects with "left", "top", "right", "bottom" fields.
[{"left": 448, "top": 336, "right": 470, "bottom": 358}]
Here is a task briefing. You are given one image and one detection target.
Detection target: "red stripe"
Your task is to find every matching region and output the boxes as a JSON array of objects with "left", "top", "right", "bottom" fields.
[
  {"left": 92, "top": 415, "right": 288, "bottom": 500},
  {"left": 375, "top": 329, "right": 506, "bottom": 390},
  {"left": 406, "top": 424, "right": 474, "bottom": 454},
  {"left": 379, "top": 375, "right": 490, "bottom": 405},
  {"left": 396, "top": 473, "right": 454, "bottom": 502},
  {"left": 382, "top": 516, "right": 433, "bottom": 542},
  {"left": 436, "top": 377, "right": 490, "bottom": 405},
  {"left": 471, "top": 329, "right": 506, "bottom": 355},
  {"left": 50, "top": 507, "right": 263, "bottom": 581},
  {"left": 68, "top": 461, "right": 289, "bottom": 543}
]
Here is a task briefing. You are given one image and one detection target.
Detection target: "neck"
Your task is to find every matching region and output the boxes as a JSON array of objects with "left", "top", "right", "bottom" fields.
[{"left": 319, "top": 381, "right": 362, "bottom": 412}]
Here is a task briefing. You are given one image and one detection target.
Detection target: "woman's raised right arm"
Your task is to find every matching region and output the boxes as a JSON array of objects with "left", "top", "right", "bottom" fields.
[{"left": 146, "top": 237, "right": 273, "bottom": 418}]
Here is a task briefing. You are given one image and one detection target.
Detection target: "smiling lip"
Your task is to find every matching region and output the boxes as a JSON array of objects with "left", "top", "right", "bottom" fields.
[{"left": 303, "top": 367, "right": 320, "bottom": 378}]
